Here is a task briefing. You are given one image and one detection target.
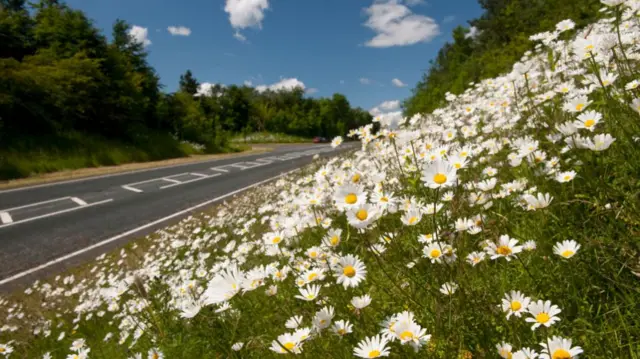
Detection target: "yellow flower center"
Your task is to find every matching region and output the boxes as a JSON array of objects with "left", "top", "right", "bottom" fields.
[
  {"left": 380, "top": 196, "right": 388, "bottom": 202},
  {"left": 352, "top": 174, "right": 361, "bottom": 183},
  {"left": 152, "top": 354, "right": 159, "bottom": 359},
  {"left": 510, "top": 301, "right": 522, "bottom": 311},
  {"left": 284, "top": 342, "right": 296, "bottom": 350},
  {"left": 356, "top": 209, "right": 368, "bottom": 221},
  {"left": 272, "top": 236, "right": 281, "bottom": 244},
  {"left": 536, "top": 312, "right": 550, "bottom": 323},
  {"left": 454, "top": 163, "right": 462, "bottom": 169},
  {"left": 330, "top": 236, "right": 339, "bottom": 246},
  {"left": 345, "top": 193, "right": 358, "bottom": 204},
  {"left": 430, "top": 249, "right": 441, "bottom": 258},
  {"left": 552, "top": 349, "right": 572, "bottom": 359},
  {"left": 447, "top": 133, "right": 453, "bottom": 138},
  {"left": 343, "top": 265, "right": 356, "bottom": 278},
  {"left": 310, "top": 251, "right": 317, "bottom": 258},
  {"left": 0, "top": 348, "right": 5, "bottom": 353},
  {"left": 563, "top": 175, "right": 571, "bottom": 181},
  {"left": 368, "top": 350, "right": 381, "bottom": 358},
  {"left": 561, "top": 250, "right": 574, "bottom": 258},
  {"left": 337, "top": 328, "right": 346, "bottom": 335},
  {"left": 408, "top": 216, "right": 418, "bottom": 225},
  {"left": 308, "top": 273, "right": 318, "bottom": 281},
  {"left": 584, "top": 119, "right": 595, "bottom": 128},
  {"left": 400, "top": 331, "right": 414, "bottom": 340},
  {"left": 306, "top": 294, "right": 315, "bottom": 299},
  {"left": 499, "top": 349, "right": 513, "bottom": 359},
  {"left": 497, "top": 246, "right": 512, "bottom": 256},
  {"left": 575, "top": 103, "right": 584, "bottom": 111},
  {"left": 433, "top": 173, "right": 447, "bottom": 184}
]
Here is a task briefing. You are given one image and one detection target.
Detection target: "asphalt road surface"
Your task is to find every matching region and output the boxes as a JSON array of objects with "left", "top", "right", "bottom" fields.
[{"left": 0, "top": 143, "right": 350, "bottom": 290}]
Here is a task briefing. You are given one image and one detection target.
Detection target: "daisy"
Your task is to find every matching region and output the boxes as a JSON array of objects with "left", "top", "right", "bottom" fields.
[
  {"left": 423, "top": 242, "right": 445, "bottom": 263},
  {"left": 336, "top": 254, "right": 367, "bottom": 289},
  {"left": 286, "top": 316, "right": 303, "bottom": 329},
  {"left": 270, "top": 333, "right": 301, "bottom": 354},
  {"left": 539, "top": 336, "right": 583, "bottom": 359},
  {"left": 353, "top": 335, "right": 391, "bottom": 358},
  {"left": 466, "top": 251, "right": 486, "bottom": 266},
  {"left": 0, "top": 344, "right": 13, "bottom": 355},
  {"left": 202, "top": 266, "right": 244, "bottom": 305},
  {"left": 421, "top": 160, "right": 458, "bottom": 189},
  {"left": 334, "top": 184, "right": 367, "bottom": 211},
  {"left": 331, "top": 320, "right": 353, "bottom": 336},
  {"left": 563, "top": 95, "right": 591, "bottom": 113},
  {"left": 346, "top": 204, "right": 379, "bottom": 229},
  {"left": 148, "top": 349, "right": 164, "bottom": 359},
  {"left": 526, "top": 300, "right": 562, "bottom": 330},
  {"left": 393, "top": 317, "right": 431, "bottom": 352},
  {"left": 313, "top": 306, "right": 334, "bottom": 330},
  {"left": 439, "top": 282, "right": 458, "bottom": 295},
  {"left": 231, "top": 342, "right": 244, "bottom": 351},
  {"left": 322, "top": 228, "right": 342, "bottom": 248},
  {"left": 351, "top": 294, "right": 372, "bottom": 309},
  {"left": 295, "top": 284, "right": 321, "bottom": 301},
  {"left": 485, "top": 235, "right": 523, "bottom": 261},
  {"left": 401, "top": 207, "right": 423, "bottom": 226},
  {"left": 523, "top": 240, "right": 537, "bottom": 251},
  {"left": 70, "top": 339, "right": 86, "bottom": 352},
  {"left": 331, "top": 136, "right": 343, "bottom": 148},
  {"left": 553, "top": 240, "right": 581, "bottom": 259},
  {"left": 513, "top": 347, "right": 539, "bottom": 359},
  {"left": 502, "top": 291, "right": 532, "bottom": 319},
  {"left": 555, "top": 170, "right": 576, "bottom": 183},
  {"left": 574, "top": 110, "right": 602, "bottom": 132},
  {"left": 497, "top": 342, "right": 514, "bottom": 359}
]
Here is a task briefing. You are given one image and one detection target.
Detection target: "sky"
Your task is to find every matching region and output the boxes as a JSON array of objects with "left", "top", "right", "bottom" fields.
[{"left": 65, "top": 0, "right": 484, "bottom": 114}]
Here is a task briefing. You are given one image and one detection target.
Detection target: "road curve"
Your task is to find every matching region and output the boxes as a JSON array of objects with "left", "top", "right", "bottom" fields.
[{"left": 0, "top": 143, "right": 350, "bottom": 290}]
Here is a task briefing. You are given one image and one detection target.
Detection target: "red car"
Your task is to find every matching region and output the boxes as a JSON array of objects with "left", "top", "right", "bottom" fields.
[{"left": 313, "top": 136, "right": 328, "bottom": 143}]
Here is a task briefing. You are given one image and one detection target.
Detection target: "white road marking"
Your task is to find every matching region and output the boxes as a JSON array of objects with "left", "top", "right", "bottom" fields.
[
  {"left": 122, "top": 185, "right": 143, "bottom": 193},
  {"left": 0, "top": 199, "right": 114, "bottom": 229},
  {"left": 161, "top": 178, "right": 182, "bottom": 184},
  {"left": 0, "top": 196, "right": 70, "bottom": 212},
  {"left": 0, "top": 212, "right": 12, "bottom": 224},
  {"left": 70, "top": 197, "right": 87, "bottom": 206},
  {"left": 190, "top": 172, "right": 208, "bottom": 178},
  {"left": 0, "top": 169, "right": 300, "bottom": 286},
  {"left": 210, "top": 167, "right": 229, "bottom": 173},
  {"left": 159, "top": 173, "right": 220, "bottom": 189}
]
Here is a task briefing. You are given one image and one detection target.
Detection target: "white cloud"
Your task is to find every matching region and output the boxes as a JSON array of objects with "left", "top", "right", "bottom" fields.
[
  {"left": 305, "top": 88, "right": 319, "bottom": 94},
  {"left": 443, "top": 15, "right": 455, "bottom": 24},
  {"left": 391, "top": 78, "right": 407, "bottom": 87},
  {"left": 360, "top": 77, "right": 372, "bottom": 85},
  {"left": 244, "top": 80, "right": 253, "bottom": 86},
  {"left": 404, "top": 0, "right": 425, "bottom": 5},
  {"left": 369, "top": 99, "right": 401, "bottom": 116},
  {"left": 233, "top": 31, "right": 247, "bottom": 42},
  {"left": 225, "top": 0, "right": 269, "bottom": 40},
  {"left": 128, "top": 25, "right": 151, "bottom": 47},
  {"left": 363, "top": 0, "right": 440, "bottom": 48},
  {"left": 167, "top": 26, "right": 191, "bottom": 36},
  {"left": 196, "top": 82, "right": 225, "bottom": 97},
  {"left": 465, "top": 26, "right": 480, "bottom": 39},
  {"left": 255, "top": 78, "right": 305, "bottom": 92}
]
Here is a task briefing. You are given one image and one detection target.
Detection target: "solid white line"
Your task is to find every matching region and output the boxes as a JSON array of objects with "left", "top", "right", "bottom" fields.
[
  {"left": 0, "top": 169, "right": 299, "bottom": 286},
  {"left": 0, "top": 199, "right": 114, "bottom": 229},
  {"left": 190, "top": 172, "right": 208, "bottom": 178},
  {"left": 0, "top": 196, "right": 70, "bottom": 212},
  {"left": 70, "top": 197, "right": 87, "bottom": 206},
  {"left": 0, "top": 212, "right": 12, "bottom": 224},
  {"left": 122, "top": 185, "right": 143, "bottom": 193},
  {"left": 161, "top": 178, "right": 182, "bottom": 184}
]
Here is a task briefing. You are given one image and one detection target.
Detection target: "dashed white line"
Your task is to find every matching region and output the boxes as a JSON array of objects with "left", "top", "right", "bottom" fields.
[
  {"left": 0, "top": 199, "right": 114, "bottom": 229},
  {"left": 190, "top": 172, "right": 209, "bottom": 178},
  {"left": 122, "top": 185, "right": 143, "bottom": 193},
  {"left": 159, "top": 173, "right": 220, "bottom": 189},
  {"left": 210, "top": 167, "right": 229, "bottom": 173},
  {"left": 0, "top": 196, "right": 70, "bottom": 212},
  {"left": 0, "top": 169, "right": 300, "bottom": 286},
  {"left": 0, "top": 212, "right": 12, "bottom": 224},
  {"left": 70, "top": 197, "right": 87, "bottom": 206}
]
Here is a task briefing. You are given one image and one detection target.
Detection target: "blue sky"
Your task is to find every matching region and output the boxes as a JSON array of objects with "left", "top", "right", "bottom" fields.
[{"left": 65, "top": 0, "right": 483, "bottom": 112}]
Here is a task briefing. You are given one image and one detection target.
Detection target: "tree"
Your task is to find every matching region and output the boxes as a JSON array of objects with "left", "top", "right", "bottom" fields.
[{"left": 179, "top": 70, "right": 199, "bottom": 95}]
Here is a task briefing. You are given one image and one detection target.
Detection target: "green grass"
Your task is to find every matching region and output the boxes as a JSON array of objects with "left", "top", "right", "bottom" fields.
[
  {"left": 0, "top": 131, "right": 235, "bottom": 181},
  {"left": 230, "top": 132, "right": 312, "bottom": 144}
]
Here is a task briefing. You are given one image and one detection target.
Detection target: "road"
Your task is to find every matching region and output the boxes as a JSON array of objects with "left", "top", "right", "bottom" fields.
[{"left": 0, "top": 143, "right": 349, "bottom": 289}]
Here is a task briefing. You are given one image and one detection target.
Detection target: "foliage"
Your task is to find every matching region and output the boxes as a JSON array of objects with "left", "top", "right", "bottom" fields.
[
  {"left": 0, "top": 0, "right": 371, "bottom": 179},
  {"left": 403, "top": 0, "right": 603, "bottom": 117}
]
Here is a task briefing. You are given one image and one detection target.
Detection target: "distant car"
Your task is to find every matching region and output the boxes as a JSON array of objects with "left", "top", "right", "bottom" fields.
[{"left": 313, "top": 136, "right": 329, "bottom": 143}]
